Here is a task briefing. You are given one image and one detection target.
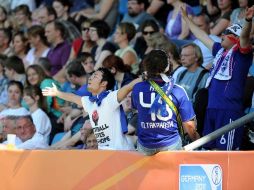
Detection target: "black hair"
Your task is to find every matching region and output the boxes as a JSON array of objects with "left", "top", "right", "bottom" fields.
[
  {"left": 8, "top": 80, "right": 24, "bottom": 96},
  {"left": 142, "top": 49, "right": 169, "bottom": 79},
  {"left": 90, "top": 20, "right": 111, "bottom": 39},
  {"left": 5, "top": 56, "right": 25, "bottom": 74},
  {"left": 66, "top": 60, "right": 86, "bottom": 77},
  {"left": 97, "top": 67, "right": 115, "bottom": 90}
]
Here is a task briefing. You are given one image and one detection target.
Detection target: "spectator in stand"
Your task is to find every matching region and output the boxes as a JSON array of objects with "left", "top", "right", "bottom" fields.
[
  {"left": 90, "top": 20, "right": 118, "bottom": 70},
  {"left": 23, "top": 85, "right": 52, "bottom": 144},
  {"left": 209, "top": 0, "right": 237, "bottom": 36},
  {"left": 52, "top": 0, "right": 79, "bottom": 29},
  {"left": 1, "top": 116, "right": 22, "bottom": 144},
  {"left": 132, "top": 50, "right": 200, "bottom": 155},
  {"left": 102, "top": 55, "right": 136, "bottom": 90},
  {"left": 25, "top": 25, "right": 50, "bottom": 66},
  {"left": 114, "top": 22, "right": 139, "bottom": 74},
  {"left": 0, "top": 55, "right": 8, "bottom": 105},
  {"left": 134, "top": 19, "right": 160, "bottom": 59},
  {"left": 68, "top": 19, "right": 96, "bottom": 61},
  {"left": 0, "top": 81, "right": 30, "bottom": 116},
  {"left": 193, "top": 13, "right": 221, "bottom": 69},
  {"left": 15, "top": 115, "right": 48, "bottom": 149},
  {"left": 12, "top": 31, "right": 30, "bottom": 67},
  {"left": 25, "top": 64, "right": 65, "bottom": 143},
  {"left": 165, "top": 0, "right": 195, "bottom": 41},
  {"left": 75, "top": 0, "right": 119, "bottom": 32},
  {"left": 182, "top": 5, "right": 254, "bottom": 150},
  {"left": 176, "top": 43, "right": 208, "bottom": 103},
  {"left": 230, "top": 0, "right": 254, "bottom": 37},
  {"left": 11, "top": 0, "right": 36, "bottom": 12},
  {"left": 122, "top": 0, "right": 157, "bottom": 29},
  {"left": 0, "top": 28, "right": 12, "bottom": 56},
  {"left": 4, "top": 56, "right": 26, "bottom": 84},
  {"left": 45, "top": 20, "right": 71, "bottom": 80},
  {"left": 0, "top": 6, "right": 11, "bottom": 29},
  {"left": 37, "top": 6, "right": 81, "bottom": 44},
  {"left": 13, "top": 5, "right": 32, "bottom": 33}
]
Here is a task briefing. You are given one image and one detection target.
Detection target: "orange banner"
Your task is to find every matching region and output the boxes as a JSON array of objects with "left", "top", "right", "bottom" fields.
[{"left": 0, "top": 150, "right": 253, "bottom": 190}]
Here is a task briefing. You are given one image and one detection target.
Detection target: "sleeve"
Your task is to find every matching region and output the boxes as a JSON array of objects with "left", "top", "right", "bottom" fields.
[
  {"left": 177, "top": 87, "right": 196, "bottom": 122},
  {"left": 105, "top": 90, "right": 121, "bottom": 110},
  {"left": 81, "top": 96, "right": 89, "bottom": 113},
  {"left": 212, "top": 42, "right": 222, "bottom": 57},
  {"left": 131, "top": 85, "right": 138, "bottom": 110}
]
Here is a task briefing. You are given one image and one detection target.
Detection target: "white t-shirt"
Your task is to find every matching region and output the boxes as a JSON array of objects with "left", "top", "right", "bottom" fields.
[
  {"left": 25, "top": 47, "right": 50, "bottom": 65},
  {"left": 31, "top": 108, "right": 52, "bottom": 144},
  {"left": 17, "top": 133, "right": 49, "bottom": 149},
  {"left": 0, "top": 107, "right": 30, "bottom": 118},
  {"left": 81, "top": 90, "right": 134, "bottom": 150}
]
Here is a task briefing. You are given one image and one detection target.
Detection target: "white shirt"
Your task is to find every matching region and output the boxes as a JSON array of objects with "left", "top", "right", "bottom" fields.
[
  {"left": 0, "top": 107, "right": 30, "bottom": 118},
  {"left": 25, "top": 47, "right": 50, "bottom": 65},
  {"left": 31, "top": 108, "right": 52, "bottom": 144},
  {"left": 81, "top": 90, "right": 134, "bottom": 150},
  {"left": 17, "top": 133, "right": 48, "bottom": 149}
]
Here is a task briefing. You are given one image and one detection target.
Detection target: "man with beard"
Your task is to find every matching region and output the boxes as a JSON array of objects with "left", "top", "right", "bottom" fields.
[{"left": 122, "top": 0, "right": 158, "bottom": 29}]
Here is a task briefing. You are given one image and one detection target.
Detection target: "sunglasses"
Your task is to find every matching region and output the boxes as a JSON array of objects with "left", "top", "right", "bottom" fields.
[
  {"left": 142, "top": 31, "right": 155, "bottom": 35},
  {"left": 82, "top": 27, "right": 89, "bottom": 31}
]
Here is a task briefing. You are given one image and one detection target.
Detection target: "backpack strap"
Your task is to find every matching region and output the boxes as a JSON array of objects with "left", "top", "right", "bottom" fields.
[
  {"left": 192, "top": 69, "right": 208, "bottom": 99},
  {"left": 178, "top": 69, "right": 188, "bottom": 82}
]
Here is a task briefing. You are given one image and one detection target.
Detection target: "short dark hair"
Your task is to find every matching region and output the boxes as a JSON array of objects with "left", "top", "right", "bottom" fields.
[
  {"left": 142, "top": 50, "right": 169, "bottom": 79},
  {"left": 5, "top": 56, "right": 25, "bottom": 74},
  {"left": 97, "top": 67, "right": 115, "bottom": 90},
  {"left": 0, "top": 28, "right": 12, "bottom": 44},
  {"left": 53, "top": 0, "right": 72, "bottom": 11},
  {"left": 90, "top": 20, "right": 111, "bottom": 39},
  {"left": 117, "top": 22, "right": 136, "bottom": 41},
  {"left": 66, "top": 60, "right": 86, "bottom": 77},
  {"left": 14, "top": 4, "right": 31, "bottom": 18},
  {"left": 8, "top": 80, "right": 24, "bottom": 96},
  {"left": 44, "top": 6, "right": 57, "bottom": 19}
]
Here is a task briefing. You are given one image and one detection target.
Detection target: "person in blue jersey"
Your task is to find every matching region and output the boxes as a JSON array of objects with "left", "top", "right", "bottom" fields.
[
  {"left": 182, "top": 5, "right": 254, "bottom": 150},
  {"left": 132, "top": 50, "right": 200, "bottom": 155}
]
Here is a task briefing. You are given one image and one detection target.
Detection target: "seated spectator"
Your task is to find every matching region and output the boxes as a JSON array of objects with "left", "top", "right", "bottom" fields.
[
  {"left": 102, "top": 55, "right": 136, "bottom": 90},
  {"left": 15, "top": 115, "right": 48, "bottom": 149},
  {"left": 23, "top": 85, "right": 52, "bottom": 144},
  {"left": 12, "top": 31, "right": 30, "bottom": 67},
  {"left": 84, "top": 128, "right": 98, "bottom": 150},
  {"left": 0, "top": 28, "right": 12, "bottom": 56},
  {"left": 209, "top": 0, "right": 236, "bottom": 36},
  {"left": 90, "top": 20, "right": 118, "bottom": 70},
  {"left": 0, "top": 6, "right": 11, "bottom": 29},
  {"left": 134, "top": 19, "right": 160, "bottom": 60},
  {"left": 68, "top": 19, "right": 96, "bottom": 61},
  {"left": 25, "top": 25, "right": 50, "bottom": 66},
  {"left": 4, "top": 56, "right": 26, "bottom": 85},
  {"left": 114, "top": 22, "right": 139, "bottom": 74},
  {"left": 1, "top": 116, "right": 22, "bottom": 144},
  {"left": 25, "top": 64, "right": 65, "bottom": 143},
  {"left": 0, "top": 55, "right": 8, "bottom": 105},
  {"left": 0, "top": 81, "right": 30, "bottom": 116},
  {"left": 13, "top": 5, "right": 33, "bottom": 33}
]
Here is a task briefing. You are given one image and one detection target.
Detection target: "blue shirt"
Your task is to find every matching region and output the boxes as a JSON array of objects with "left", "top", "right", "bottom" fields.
[
  {"left": 208, "top": 43, "right": 253, "bottom": 110},
  {"left": 132, "top": 81, "right": 195, "bottom": 148},
  {"left": 75, "top": 84, "right": 91, "bottom": 97}
]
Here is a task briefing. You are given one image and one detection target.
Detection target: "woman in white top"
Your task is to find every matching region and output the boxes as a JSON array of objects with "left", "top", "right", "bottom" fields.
[
  {"left": 25, "top": 25, "right": 50, "bottom": 66},
  {"left": 23, "top": 85, "right": 52, "bottom": 144},
  {"left": 0, "top": 81, "right": 30, "bottom": 118}
]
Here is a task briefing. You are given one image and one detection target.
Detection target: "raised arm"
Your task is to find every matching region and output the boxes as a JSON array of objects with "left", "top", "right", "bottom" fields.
[
  {"left": 240, "top": 6, "right": 254, "bottom": 49},
  {"left": 117, "top": 78, "right": 142, "bottom": 103},
  {"left": 42, "top": 83, "right": 82, "bottom": 107},
  {"left": 181, "top": 6, "right": 214, "bottom": 51}
]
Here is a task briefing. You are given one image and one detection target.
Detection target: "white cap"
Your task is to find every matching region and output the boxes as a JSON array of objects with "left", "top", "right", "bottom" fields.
[{"left": 226, "top": 24, "right": 242, "bottom": 37}]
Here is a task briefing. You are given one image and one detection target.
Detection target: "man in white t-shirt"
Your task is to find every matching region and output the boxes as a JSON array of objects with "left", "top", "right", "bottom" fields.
[
  {"left": 42, "top": 68, "right": 141, "bottom": 150},
  {"left": 15, "top": 115, "right": 48, "bottom": 149}
]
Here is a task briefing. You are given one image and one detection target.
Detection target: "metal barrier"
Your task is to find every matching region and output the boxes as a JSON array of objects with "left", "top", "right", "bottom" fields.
[{"left": 184, "top": 112, "right": 254, "bottom": 151}]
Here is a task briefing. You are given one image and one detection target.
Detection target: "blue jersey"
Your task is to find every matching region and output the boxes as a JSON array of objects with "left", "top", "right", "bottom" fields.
[
  {"left": 208, "top": 43, "right": 253, "bottom": 110},
  {"left": 132, "top": 81, "right": 195, "bottom": 148}
]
